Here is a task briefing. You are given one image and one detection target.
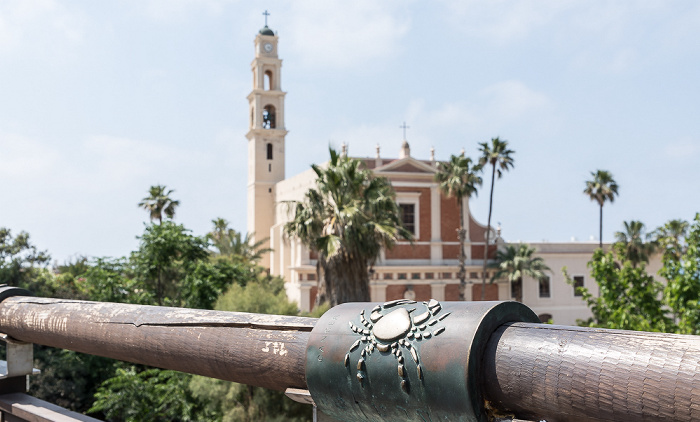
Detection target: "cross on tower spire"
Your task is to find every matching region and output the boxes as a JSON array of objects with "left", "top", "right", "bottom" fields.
[
  {"left": 399, "top": 122, "right": 410, "bottom": 139},
  {"left": 263, "top": 10, "right": 270, "bottom": 27}
]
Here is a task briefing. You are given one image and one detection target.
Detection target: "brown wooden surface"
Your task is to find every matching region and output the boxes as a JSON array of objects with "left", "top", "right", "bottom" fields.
[
  {"left": 0, "top": 297, "right": 315, "bottom": 392},
  {"left": 483, "top": 322, "right": 700, "bottom": 422}
]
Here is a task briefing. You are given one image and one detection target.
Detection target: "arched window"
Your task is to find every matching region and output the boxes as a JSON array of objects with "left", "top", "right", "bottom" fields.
[
  {"left": 262, "top": 105, "right": 276, "bottom": 129},
  {"left": 264, "top": 70, "right": 273, "bottom": 90},
  {"left": 266, "top": 143, "right": 273, "bottom": 160}
]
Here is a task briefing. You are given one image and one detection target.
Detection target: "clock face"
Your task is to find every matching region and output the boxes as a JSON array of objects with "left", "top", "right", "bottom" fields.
[{"left": 263, "top": 43, "right": 273, "bottom": 53}]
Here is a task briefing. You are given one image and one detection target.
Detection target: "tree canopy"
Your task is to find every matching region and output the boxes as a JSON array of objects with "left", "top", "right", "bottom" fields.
[
  {"left": 573, "top": 214, "right": 700, "bottom": 335},
  {"left": 207, "top": 218, "right": 271, "bottom": 264},
  {"left": 478, "top": 137, "right": 514, "bottom": 300},
  {"left": 584, "top": 170, "right": 619, "bottom": 248},
  {"left": 284, "top": 148, "right": 412, "bottom": 306},
  {"left": 490, "top": 243, "right": 550, "bottom": 303},
  {"left": 138, "top": 185, "right": 180, "bottom": 224},
  {"left": 435, "top": 153, "right": 482, "bottom": 300},
  {"left": 614, "top": 220, "right": 656, "bottom": 266}
]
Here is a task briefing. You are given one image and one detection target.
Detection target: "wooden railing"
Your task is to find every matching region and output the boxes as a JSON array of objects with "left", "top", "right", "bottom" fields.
[{"left": 0, "top": 286, "right": 698, "bottom": 422}]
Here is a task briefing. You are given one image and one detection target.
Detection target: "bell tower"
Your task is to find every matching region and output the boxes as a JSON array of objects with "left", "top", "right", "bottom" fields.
[{"left": 246, "top": 15, "right": 287, "bottom": 269}]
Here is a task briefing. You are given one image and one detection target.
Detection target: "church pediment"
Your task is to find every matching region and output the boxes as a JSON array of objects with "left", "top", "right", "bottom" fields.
[{"left": 374, "top": 157, "right": 437, "bottom": 174}]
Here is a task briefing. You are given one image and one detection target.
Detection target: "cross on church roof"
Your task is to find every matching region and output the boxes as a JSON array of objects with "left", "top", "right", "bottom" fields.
[
  {"left": 263, "top": 10, "right": 270, "bottom": 27},
  {"left": 400, "top": 121, "right": 410, "bottom": 139}
]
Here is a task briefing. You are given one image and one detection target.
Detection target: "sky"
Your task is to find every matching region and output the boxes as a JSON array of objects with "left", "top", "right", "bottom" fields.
[{"left": 1, "top": 0, "right": 699, "bottom": 264}]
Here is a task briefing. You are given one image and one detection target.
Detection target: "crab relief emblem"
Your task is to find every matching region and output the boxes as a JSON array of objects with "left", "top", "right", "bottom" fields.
[{"left": 344, "top": 298, "right": 449, "bottom": 393}]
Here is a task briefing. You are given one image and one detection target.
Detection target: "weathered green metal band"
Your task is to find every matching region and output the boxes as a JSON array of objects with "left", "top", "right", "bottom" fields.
[{"left": 305, "top": 300, "right": 539, "bottom": 422}]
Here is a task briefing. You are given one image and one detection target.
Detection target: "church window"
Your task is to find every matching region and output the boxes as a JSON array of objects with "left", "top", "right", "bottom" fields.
[
  {"left": 425, "top": 272, "right": 434, "bottom": 280},
  {"left": 399, "top": 203, "right": 416, "bottom": 235},
  {"left": 538, "top": 313, "right": 553, "bottom": 323},
  {"left": 539, "top": 276, "right": 551, "bottom": 298},
  {"left": 411, "top": 272, "right": 421, "bottom": 280},
  {"left": 264, "top": 70, "right": 273, "bottom": 90},
  {"left": 267, "top": 143, "right": 273, "bottom": 160},
  {"left": 442, "top": 272, "right": 452, "bottom": 279},
  {"left": 397, "top": 273, "right": 407, "bottom": 280},
  {"left": 573, "top": 276, "right": 584, "bottom": 296},
  {"left": 268, "top": 163, "right": 271, "bottom": 172},
  {"left": 383, "top": 273, "right": 393, "bottom": 280},
  {"left": 262, "top": 105, "right": 276, "bottom": 129}
]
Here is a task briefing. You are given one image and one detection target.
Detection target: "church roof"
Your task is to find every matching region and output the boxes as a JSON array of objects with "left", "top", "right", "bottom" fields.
[{"left": 259, "top": 26, "right": 275, "bottom": 36}]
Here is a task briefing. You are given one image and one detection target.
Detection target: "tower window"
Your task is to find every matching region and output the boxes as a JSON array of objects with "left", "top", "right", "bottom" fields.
[
  {"left": 264, "top": 70, "right": 273, "bottom": 90},
  {"left": 267, "top": 143, "right": 273, "bottom": 160},
  {"left": 262, "top": 105, "right": 276, "bottom": 129}
]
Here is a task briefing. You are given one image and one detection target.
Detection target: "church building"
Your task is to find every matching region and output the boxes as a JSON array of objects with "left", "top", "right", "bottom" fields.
[{"left": 245, "top": 23, "right": 602, "bottom": 325}]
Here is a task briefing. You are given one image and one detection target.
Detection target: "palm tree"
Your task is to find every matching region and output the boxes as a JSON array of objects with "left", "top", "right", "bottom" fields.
[
  {"left": 435, "top": 154, "right": 482, "bottom": 300},
  {"left": 614, "top": 220, "right": 655, "bottom": 267},
  {"left": 207, "top": 218, "right": 271, "bottom": 264},
  {"left": 584, "top": 170, "right": 619, "bottom": 248},
  {"left": 653, "top": 219, "right": 689, "bottom": 261},
  {"left": 138, "top": 185, "right": 180, "bottom": 224},
  {"left": 490, "top": 244, "right": 550, "bottom": 303},
  {"left": 478, "top": 137, "right": 515, "bottom": 300},
  {"left": 284, "top": 148, "right": 413, "bottom": 307}
]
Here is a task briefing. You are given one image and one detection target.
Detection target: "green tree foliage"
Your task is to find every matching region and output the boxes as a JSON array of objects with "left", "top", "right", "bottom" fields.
[
  {"left": 490, "top": 244, "right": 550, "bottom": 303},
  {"left": 30, "top": 349, "right": 117, "bottom": 415},
  {"left": 584, "top": 170, "right": 619, "bottom": 248},
  {"left": 614, "top": 220, "right": 656, "bottom": 267},
  {"left": 435, "top": 154, "right": 482, "bottom": 300},
  {"left": 207, "top": 218, "right": 271, "bottom": 264},
  {"left": 575, "top": 215, "right": 700, "bottom": 335},
  {"left": 284, "top": 148, "right": 412, "bottom": 306},
  {"left": 138, "top": 185, "right": 180, "bottom": 224},
  {"left": 658, "top": 214, "right": 700, "bottom": 334},
  {"left": 653, "top": 219, "right": 689, "bottom": 261},
  {"left": 568, "top": 249, "right": 673, "bottom": 332},
  {"left": 0, "top": 227, "right": 50, "bottom": 287},
  {"left": 189, "top": 276, "right": 311, "bottom": 422},
  {"left": 77, "top": 257, "right": 152, "bottom": 304},
  {"left": 90, "top": 367, "right": 212, "bottom": 422},
  {"left": 478, "top": 137, "right": 514, "bottom": 300},
  {"left": 133, "top": 221, "right": 210, "bottom": 306}
]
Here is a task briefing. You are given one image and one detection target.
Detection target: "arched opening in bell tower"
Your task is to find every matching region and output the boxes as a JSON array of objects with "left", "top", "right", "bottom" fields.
[
  {"left": 262, "top": 105, "right": 276, "bottom": 129},
  {"left": 264, "top": 70, "right": 273, "bottom": 90}
]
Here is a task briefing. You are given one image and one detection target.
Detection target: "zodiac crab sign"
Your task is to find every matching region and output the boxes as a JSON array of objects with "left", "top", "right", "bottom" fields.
[{"left": 344, "top": 298, "right": 449, "bottom": 393}]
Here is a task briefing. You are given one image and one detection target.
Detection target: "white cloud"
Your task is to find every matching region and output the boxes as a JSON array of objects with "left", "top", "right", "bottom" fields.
[
  {"left": 325, "top": 80, "right": 555, "bottom": 160},
  {"left": 81, "top": 135, "right": 209, "bottom": 189},
  {"left": 142, "top": 0, "right": 236, "bottom": 22},
  {"left": 285, "top": 0, "right": 411, "bottom": 69},
  {"left": 477, "top": 80, "right": 552, "bottom": 121},
  {"left": 439, "top": 0, "right": 572, "bottom": 44},
  {"left": 664, "top": 138, "right": 700, "bottom": 160},
  {"left": 0, "top": 133, "right": 60, "bottom": 180},
  {"left": 0, "top": 0, "right": 85, "bottom": 54}
]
